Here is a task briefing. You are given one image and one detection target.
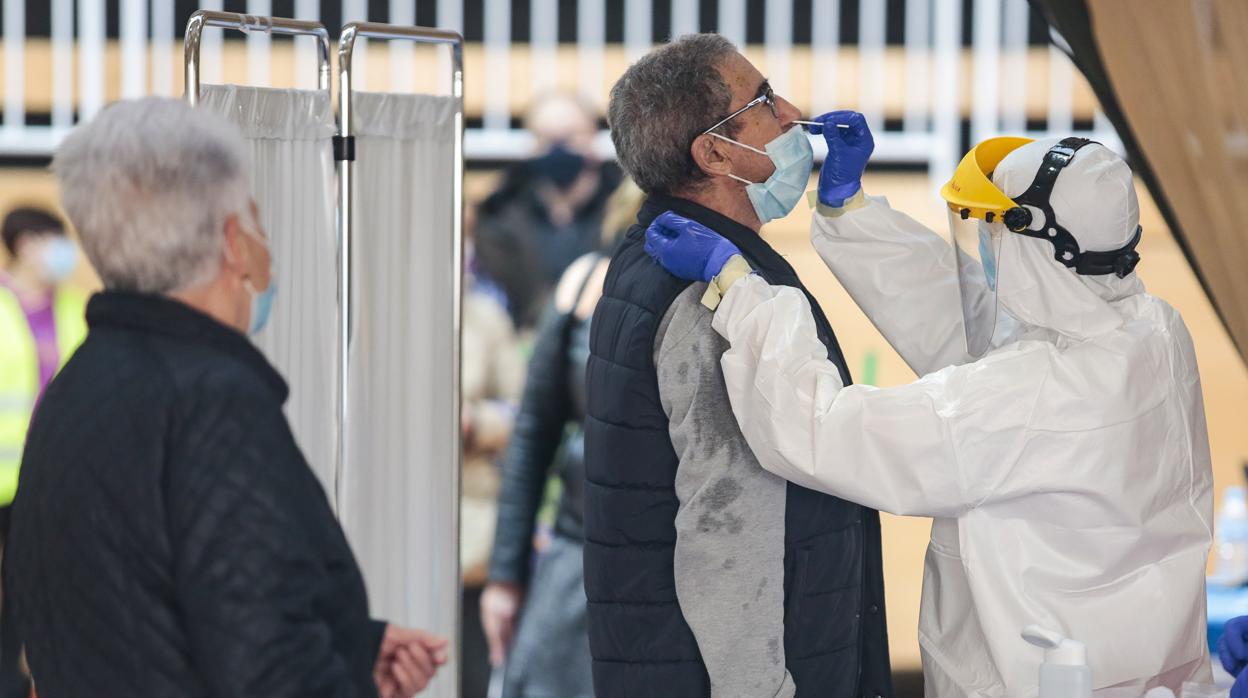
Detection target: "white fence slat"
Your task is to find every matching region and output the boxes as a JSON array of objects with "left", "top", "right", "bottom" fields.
[
  {"left": 971, "top": 0, "right": 1002, "bottom": 144},
  {"left": 810, "top": 0, "right": 840, "bottom": 116},
  {"left": 4, "top": 0, "right": 25, "bottom": 135},
  {"left": 78, "top": 0, "right": 106, "bottom": 120},
  {"left": 483, "top": 0, "right": 512, "bottom": 130},
  {"left": 718, "top": 0, "right": 746, "bottom": 48}
]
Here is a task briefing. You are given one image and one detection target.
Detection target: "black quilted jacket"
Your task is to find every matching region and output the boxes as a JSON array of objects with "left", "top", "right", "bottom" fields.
[
  {"left": 5, "top": 291, "right": 385, "bottom": 697},
  {"left": 487, "top": 300, "right": 590, "bottom": 586}
]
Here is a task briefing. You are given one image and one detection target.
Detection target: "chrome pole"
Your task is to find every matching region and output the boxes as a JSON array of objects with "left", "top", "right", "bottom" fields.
[
  {"left": 184, "top": 12, "right": 203, "bottom": 106},
  {"left": 335, "top": 23, "right": 357, "bottom": 518}
]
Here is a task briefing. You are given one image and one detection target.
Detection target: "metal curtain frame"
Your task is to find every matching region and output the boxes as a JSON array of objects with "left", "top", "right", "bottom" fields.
[
  {"left": 336, "top": 24, "right": 464, "bottom": 689},
  {"left": 183, "top": 10, "right": 343, "bottom": 511},
  {"left": 183, "top": 10, "right": 332, "bottom": 106}
]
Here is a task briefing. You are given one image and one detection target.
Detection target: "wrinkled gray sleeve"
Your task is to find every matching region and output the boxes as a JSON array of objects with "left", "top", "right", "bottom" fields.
[{"left": 655, "top": 284, "right": 796, "bottom": 698}]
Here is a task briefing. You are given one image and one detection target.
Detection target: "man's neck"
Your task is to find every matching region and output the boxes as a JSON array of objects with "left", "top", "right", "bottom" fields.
[{"left": 675, "top": 185, "right": 762, "bottom": 234}]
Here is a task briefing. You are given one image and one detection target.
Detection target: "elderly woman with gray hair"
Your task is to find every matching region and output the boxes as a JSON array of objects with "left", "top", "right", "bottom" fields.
[{"left": 3, "top": 97, "right": 443, "bottom": 698}]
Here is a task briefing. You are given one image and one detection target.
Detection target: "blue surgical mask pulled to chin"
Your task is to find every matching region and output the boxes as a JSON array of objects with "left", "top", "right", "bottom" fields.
[
  {"left": 245, "top": 277, "right": 276, "bottom": 336},
  {"left": 712, "top": 126, "right": 814, "bottom": 224}
]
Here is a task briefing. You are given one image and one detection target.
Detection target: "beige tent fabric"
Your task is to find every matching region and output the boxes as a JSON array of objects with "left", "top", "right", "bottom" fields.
[{"left": 1089, "top": 0, "right": 1248, "bottom": 362}]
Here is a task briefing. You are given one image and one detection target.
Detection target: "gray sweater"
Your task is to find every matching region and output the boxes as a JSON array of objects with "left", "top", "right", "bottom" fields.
[{"left": 654, "top": 284, "right": 797, "bottom": 698}]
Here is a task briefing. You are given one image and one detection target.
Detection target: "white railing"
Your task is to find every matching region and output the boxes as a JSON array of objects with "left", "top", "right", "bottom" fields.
[{"left": 0, "top": 0, "right": 1120, "bottom": 183}]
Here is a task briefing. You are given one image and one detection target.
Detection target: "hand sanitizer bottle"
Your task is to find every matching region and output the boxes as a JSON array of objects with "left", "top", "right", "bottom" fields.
[{"left": 1022, "top": 624, "right": 1092, "bottom": 698}]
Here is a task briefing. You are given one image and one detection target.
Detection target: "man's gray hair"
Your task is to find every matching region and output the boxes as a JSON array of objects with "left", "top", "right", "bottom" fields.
[
  {"left": 608, "top": 33, "right": 740, "bottom": 195},
  {"left": 53, "top": 97, "right": 251, "bottom": 293}
]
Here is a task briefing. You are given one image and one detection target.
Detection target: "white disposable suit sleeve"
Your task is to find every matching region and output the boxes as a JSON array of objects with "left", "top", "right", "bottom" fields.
[
  {"left": 712, "top": 274, "right": 1052, "bottom": 519},
  {"left": 810, "top": 197, "right": 994, "bottom": 376}
]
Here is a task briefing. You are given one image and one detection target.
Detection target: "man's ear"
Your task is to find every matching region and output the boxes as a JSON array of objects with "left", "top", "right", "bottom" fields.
[{"left": 690, "top": 133, "right": 735, "bottom": 179}]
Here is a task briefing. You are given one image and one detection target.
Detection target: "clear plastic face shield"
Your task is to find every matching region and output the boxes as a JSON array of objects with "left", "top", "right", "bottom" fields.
[
  {"left": 944, "top": 209, "right": 1004, "bottom": 356},
  {"left": 940, "top": 137, "right": 1034, "bottom": 357}
]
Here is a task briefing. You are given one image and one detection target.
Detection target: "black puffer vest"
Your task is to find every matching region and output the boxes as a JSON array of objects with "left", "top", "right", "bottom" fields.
[{"left": 584, "top": 195, "right": 893, "bottom": 697}]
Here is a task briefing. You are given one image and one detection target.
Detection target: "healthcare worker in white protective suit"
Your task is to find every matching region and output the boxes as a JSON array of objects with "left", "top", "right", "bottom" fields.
[{"left": 644, "top": 112, "right": 1215, "bottom": 697}]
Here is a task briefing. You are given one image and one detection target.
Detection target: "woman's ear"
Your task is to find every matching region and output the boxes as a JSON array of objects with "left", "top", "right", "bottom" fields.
[
  {"left": 220, "top": 213, "right": 248, "bottom": 277},
  {"left": 690, "top": 133, "right": 735, "bottom": 180}
]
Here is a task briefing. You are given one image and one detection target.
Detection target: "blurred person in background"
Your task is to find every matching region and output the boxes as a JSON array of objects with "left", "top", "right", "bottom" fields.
[
  {"left": 474, "top": 92, "right": 623, "bottom": 332},
  {"left": 0, "top": 208, "right": 85, "bottom": 506},
  {"left": 480, "top": 180, "right": 644, "bottom": 698},
  {"left": 460, "top": 203, "right": 526, "bottom": 698},
  {"left": 0, "top": 207, "right": 86, "bottom": 698},
  {"left": 5, "top": 97, "right": 446, "bottom": 698}
]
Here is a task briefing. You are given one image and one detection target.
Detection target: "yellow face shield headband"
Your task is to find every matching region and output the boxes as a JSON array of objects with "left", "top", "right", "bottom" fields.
[{"left": 939, "top": 136, "right": 1034, "bottom": 226}]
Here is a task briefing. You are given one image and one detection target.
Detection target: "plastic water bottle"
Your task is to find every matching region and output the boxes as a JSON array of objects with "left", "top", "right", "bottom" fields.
[
  {"left": 1214, "top": 487, "right": 1248, "bottom": 586},
  {"left": 1022, "top": 625, "right": 1092, "bottom": 698}
]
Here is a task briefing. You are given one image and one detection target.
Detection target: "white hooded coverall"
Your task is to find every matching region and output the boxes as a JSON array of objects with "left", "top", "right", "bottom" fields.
[{"left": 711, "top": 141, "right": 1214, "bottom": 696}]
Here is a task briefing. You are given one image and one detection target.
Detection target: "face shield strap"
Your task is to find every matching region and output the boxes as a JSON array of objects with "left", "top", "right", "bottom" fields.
[
  {"left": 1076, "top": 225, "right": 1142, "bottom": 278},
  {"left": 997, "top": 137, "right": 1138, "bottom": 278}
]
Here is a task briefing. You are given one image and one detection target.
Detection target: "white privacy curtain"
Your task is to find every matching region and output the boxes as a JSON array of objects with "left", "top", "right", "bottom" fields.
[
  {"left": 199, "top": 85, "right": 339, "bottom": 494},
  {"left": 342, "top": 92, "right": 459, "bottom": 678}
]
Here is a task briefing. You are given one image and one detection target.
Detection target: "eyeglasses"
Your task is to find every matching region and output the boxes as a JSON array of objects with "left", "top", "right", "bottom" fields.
[{"left": 701, "top": 85, "right": 778, "bottom": 135}]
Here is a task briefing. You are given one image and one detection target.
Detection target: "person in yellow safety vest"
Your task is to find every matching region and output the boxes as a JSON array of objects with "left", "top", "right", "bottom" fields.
[
  {"left": 0, "top": 207, "right": 88, "bottom": 507},
  {"left": 0, "top": 206, "right": 86, "bottom": 698}
]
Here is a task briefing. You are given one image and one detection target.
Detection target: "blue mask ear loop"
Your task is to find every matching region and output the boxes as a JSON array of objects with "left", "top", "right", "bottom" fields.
[{"left": 707, "top": 132, "right": 768, "bottom": 186}]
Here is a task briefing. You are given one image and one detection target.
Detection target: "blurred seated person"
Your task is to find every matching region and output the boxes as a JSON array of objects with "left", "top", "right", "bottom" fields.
[
  {"left": 480, "top": 181, "right": 644, "bottom": 698},
  {"left": 474, "top": 92, "right": 622, "bottom": 332},
  {"left": 0, "top": 206, "right": 87, "bottom": 698},
  {"left": 5, "top": 97, "right": 445, "bottom": 698}
]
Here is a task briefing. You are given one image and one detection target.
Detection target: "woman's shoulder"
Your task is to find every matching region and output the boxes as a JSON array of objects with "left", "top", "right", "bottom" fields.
[{"left": 554, "top": 252, "right": 604, "bottom": 315}]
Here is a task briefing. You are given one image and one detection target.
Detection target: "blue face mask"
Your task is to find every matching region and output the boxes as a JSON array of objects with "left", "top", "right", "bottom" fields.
[
  {"left": 38, "top": 236, "right": 78, "bottom": 283},
  {"left": 246, "top": 277, "right": 276, "bottom": 336},
  {"left": 712, "top": 126, "right": 814, "bottom": 224},
  {"left": 978, "top": 225, "right": 998, "bottom": 292},
  {"left": 240, "top": 226, "right": 276, "bottom": 336}
]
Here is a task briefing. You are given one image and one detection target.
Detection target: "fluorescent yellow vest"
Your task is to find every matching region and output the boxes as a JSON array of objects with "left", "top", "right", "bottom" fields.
[{"left": 0, "top": 286, "right": 87, "bottom": 506}]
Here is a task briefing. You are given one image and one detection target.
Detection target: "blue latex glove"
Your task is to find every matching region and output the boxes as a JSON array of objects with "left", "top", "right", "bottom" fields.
[
  {"left": 810, "top": 110, "right": 875, "bottom": 207},
  {"left": 1236, "top": 670, "right": 1248, "bottom": 698},
  {"left": 644, "top": 211, "right": 741, "bottom": 282},
  {"left": 1222, "top": 616, "right": 1248, "bottom": 679}
]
